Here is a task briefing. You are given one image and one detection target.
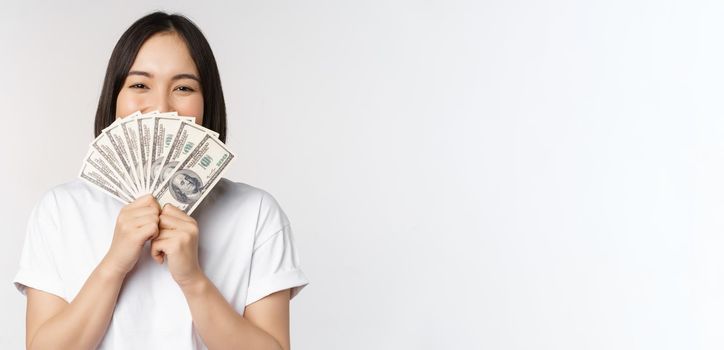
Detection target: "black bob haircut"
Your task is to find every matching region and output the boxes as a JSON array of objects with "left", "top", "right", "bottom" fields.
[{"left": 94, "top": 11, "right": 227, "bottom": 143}]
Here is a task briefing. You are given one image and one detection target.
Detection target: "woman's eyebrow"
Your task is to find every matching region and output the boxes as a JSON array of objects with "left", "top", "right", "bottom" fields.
[
  {"left": 127, "top": 70, "right": 152, "bottom": 77},
  {"left": 127, "top": 71, "right": 200, "bottom": 82},
  {"left": 171, "top": 73, "right": 200, "bottom": 82}
]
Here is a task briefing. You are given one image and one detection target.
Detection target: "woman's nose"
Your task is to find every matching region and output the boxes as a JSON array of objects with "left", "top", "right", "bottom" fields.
[
  {"left": 155, "top": 95, "right": 172, "bottom": 113},
  {"left": 143, "top": 92, "right": 172, "bottom": 114}
]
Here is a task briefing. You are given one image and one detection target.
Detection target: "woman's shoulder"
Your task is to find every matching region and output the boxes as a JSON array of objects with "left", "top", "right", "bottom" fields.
[
  {"left": 39, "top": 178, "right": 114, "bottom": 205},
  {"left": 212, "top": 178, "right": 281, "bottom": 202},
  {"left": 26, "top": 178, "right": 116, "bottom": 227},
  {"left": 209, "top": 179, "right": 292, "bottom": 238},
  {"left": 193, "top": 178, "right": 288, "bottom": 214}
]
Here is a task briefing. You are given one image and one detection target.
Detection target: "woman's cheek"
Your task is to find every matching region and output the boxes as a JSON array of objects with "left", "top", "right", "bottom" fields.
[
  {"left": 175, "top": 95, "right": 204, "bottom": 122},
  {"left": 116, "top": 91, "right": 145, "bottom": 117}
]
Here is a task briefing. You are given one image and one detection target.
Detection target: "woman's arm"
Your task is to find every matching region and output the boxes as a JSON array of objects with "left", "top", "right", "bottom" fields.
[
  {"left": 27, "top": 195, "right": 161, "bottom": 349},
  {"left": 26, "top": 262, "right": 126, "bottom": 350},
  {"left": 180, "top": 277, "right": 290, "bottom": 350},
  {"left": 151, "top": 204, "right": 292, "bottom": 349}
]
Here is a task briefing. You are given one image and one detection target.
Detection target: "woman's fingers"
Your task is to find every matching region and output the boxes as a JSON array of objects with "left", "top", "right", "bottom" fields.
[
  {"left": 137, "top": 222, "right": 161, "bottom": 241},
  {"left": 125, "top": 206, "right": 161, "bottom": 220},
  {"left": 118, "top": 217, "right": 159, "bottom": 245},
  {"left": 126, "top": 214, "right": 160, "bottom": 229},
  {"left": 120, "top": 204, "right": 197, "bottom": 244},
  {"left": 159, "top": 213, "right": 197, "bottom": 233},
  {"left": 123, "top": 203, "right": 194, "bottom": 232},
  {"left": 161, "top": 204, "right": 195, "bottom": 223},
  {"left": 159, "top": 213, "right": 181, "bottom": 229},
  {"left": 149, "top": 233, "right": 181, "bottom": 264},
  {"left": 150, "top": 238, "right": 168, "bottom": 264},
  {"left": 119, "top": 201, "right": 199, "bottom": 267},
  {"left": 126, "top": 194, "right": 159, "bottom": 209},
  {"left": 119, "top": 196, "right": 160, "bottom": 222},
  {"left": 105, "top": 195, "right": 162, "bottom": 276}
]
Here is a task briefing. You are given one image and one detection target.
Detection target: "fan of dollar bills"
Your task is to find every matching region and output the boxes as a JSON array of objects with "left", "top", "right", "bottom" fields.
[{"left": 78, "top": 111, "right": 234, "bottom": 215}]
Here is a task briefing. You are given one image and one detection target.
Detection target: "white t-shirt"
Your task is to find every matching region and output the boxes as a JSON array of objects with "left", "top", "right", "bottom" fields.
[{"left": 13, "top": 178, "right": 309, "bottom": 349}]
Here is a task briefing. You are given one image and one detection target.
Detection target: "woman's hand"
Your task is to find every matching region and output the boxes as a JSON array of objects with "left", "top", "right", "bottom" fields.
[
  {"left": 101, "top": 194, "right": 161, "bottom": 277},
  {"left": 151, "top": 204, "right": 204, "bottom": 287}
]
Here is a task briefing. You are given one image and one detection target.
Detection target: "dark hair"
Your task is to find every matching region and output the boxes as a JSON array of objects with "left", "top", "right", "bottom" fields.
[{"left": 94, "top": 11, "right": 227, "bottom": 142}]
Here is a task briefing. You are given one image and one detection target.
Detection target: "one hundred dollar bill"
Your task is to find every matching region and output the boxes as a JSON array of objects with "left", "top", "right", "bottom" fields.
[
  {"left": 136, "top": 116, "right": 153, "bottom": 194},
  {"left": 118, "top": 117, "right": 146, "bottom": 194},
  {"left": 154, "top": 134, "right": 234, "bottom": 214},
  {"left": 147, "top": 115, "right": 194, "bottom": 195},
  {"left": 102, "top": 111, "right": 142, "bottom": 195},
  {"left": 135, "top": 111, "right": 170, "bottom": 193},
  {"left": 91, "top": 131, "right": 138, "bottom": 197},
  {"left": 149, "top": 120, "right": 219, "bottom": 193},
  {"left": 82, "top": 148, "right": 136, "bottom": 199},
  {"left": 136, "top": 111, "right": 174, "bottom": 193},
  {"left": 79, "top": 160, "right": 133, "bottom": 203}
]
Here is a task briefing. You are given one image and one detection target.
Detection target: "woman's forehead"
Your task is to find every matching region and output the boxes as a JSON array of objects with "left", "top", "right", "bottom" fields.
[{"left": 129, "top": 32, "right": 198, "bottom": 76}]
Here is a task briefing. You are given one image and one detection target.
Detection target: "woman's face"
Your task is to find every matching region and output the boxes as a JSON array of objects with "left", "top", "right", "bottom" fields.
[{"left": 115, "top": 32, "right": 204, "bottom": 124}]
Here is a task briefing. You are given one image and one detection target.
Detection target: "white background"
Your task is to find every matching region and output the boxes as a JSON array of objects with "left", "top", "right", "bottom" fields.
[{"left": 0, "top": 0, "right": 721, "bottom": 349}]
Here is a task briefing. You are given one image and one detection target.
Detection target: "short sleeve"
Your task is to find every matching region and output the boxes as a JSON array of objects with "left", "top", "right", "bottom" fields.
[
  {"left": 12, "top": 192, "right": 67, "bottom": 300},
  {"left": 245, "top": 192, "right": 309, "bottom": 306}
]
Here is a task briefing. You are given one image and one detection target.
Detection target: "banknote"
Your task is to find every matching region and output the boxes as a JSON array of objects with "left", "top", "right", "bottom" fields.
[
  {"left": 136, "top": 111, "right": 171, "bottom": 193},
  {"left": 154, "top": 134, "right": 234, "bottom": 214},
  {"left": 91, "top": 128, "right": 138, "bottom": 196},
  {"left": 78, "top": 160, "right": 134, "bottom": 203},
  {"left": 82, "top": 148, "right": 136, "bottom": 199},
  {"left": 79, "top": 111, "right": 232, "bottom": 212},
  {"left": 118, "top": 117, "right": 146, "bottom": 194},
  {"left": 102, "top": 111, "right": 142, "bottom": 195},
  {"left": 147, "top": 115, "right": 195, "bottom": 195},
  {"left": 149, "top": 120, "right": 219, "bottom": 193}
]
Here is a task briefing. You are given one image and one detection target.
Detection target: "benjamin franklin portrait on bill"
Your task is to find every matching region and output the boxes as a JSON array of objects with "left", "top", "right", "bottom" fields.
[{"left": 169, "top": 169, "right": 204, "bottom": 204}]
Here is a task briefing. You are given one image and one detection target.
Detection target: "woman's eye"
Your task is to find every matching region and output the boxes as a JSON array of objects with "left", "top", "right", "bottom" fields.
[
  {"left": 175, "top": 86, "right": 195, "bottom": 92},
  {"left": 129, "top": 83, "right": 147, "bottom": 89}
]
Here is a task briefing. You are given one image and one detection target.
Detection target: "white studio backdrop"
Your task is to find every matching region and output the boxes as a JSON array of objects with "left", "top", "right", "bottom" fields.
[{"left": 0, "top": 0, "right": 722, "bottom": 349}]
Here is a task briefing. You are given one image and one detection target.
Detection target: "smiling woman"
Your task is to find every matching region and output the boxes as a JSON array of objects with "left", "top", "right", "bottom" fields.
[
  {"left": 94, "top": 12, "right": 226, "bottom": 142},
  {"left": 13, "top": 11, "right": 308, "bottom": 350},
  {"left": 115, "top": 33, "right": 205, "bottom": 124}
]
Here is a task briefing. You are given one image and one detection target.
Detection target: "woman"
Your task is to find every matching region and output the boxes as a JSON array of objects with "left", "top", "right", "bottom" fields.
[{"left": 13, "top": 12, "right": 309, "bottom": 349}]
